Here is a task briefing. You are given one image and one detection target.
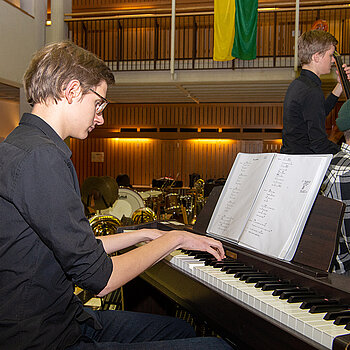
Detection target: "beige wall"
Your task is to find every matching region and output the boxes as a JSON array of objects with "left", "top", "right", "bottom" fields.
[{"left": 0, "top": 1, "right": 46, "bottom": 87}]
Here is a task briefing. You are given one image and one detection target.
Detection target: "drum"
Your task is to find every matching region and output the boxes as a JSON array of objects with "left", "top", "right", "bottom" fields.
[
  {"left": 141, "top": 190, "right": 163, "bottom": 211},
  {"left": 100, "top": 188, "right": 144, "bottom": 219},
  {"left": 165, "top": 193, "right": 180, "bottom": 213}
]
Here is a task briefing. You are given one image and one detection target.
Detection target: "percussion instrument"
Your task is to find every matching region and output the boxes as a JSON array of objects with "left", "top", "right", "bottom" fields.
[
  {"left": 100, "top": 187, "right": 144, "bottom": 219},
  {"left": 81, "top": 176, "right": 119, "bottom": 210},
  {"left": 165, "top": 193, "right": 180, "bottom": 213},
  {"left": 141, "top": 190, "right": 163, "bottom": 212}
]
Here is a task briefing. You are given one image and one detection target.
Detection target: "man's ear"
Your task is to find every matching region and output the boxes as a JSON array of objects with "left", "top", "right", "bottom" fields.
[
  {"left": 312, "top": 52, "right": 321, "bottom": 64},
  {"left": 64, "top": 80, "right": 82, "bottom": 104}
]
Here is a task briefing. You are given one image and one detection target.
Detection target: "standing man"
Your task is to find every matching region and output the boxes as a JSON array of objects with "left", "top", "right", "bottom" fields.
[
  {"left": 281, "top": 30, "right": 350, "bottom": 154},
  {"left": 322, "top": 99, "right": 350, "bottom": 275},
  {"left": 0, "top": 41, "right": 231, "bottom": 350}
]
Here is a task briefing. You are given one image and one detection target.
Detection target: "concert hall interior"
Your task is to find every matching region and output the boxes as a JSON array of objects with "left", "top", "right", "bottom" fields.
[{"left": 1, "top": 1, "right": 350, "bottom": 349}]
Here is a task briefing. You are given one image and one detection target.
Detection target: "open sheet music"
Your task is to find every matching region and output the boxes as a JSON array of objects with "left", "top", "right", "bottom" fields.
[{"left": 206, "top": 153, "right": 332, "bottom": 261}]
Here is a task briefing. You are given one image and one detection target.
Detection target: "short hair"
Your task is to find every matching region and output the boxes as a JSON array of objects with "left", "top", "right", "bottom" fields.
[
  {"left": 298, "top": 30, "right": 338, "bottom": 66},
  {"left": 23, "top": 40, "right": 115, "bottom": 106}
]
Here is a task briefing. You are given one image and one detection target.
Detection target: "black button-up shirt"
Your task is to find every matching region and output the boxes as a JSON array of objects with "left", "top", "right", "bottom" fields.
[
  {"left": 0, "top": 114, "right": 113, "bottom": 350},
  {"left": 281, "top": 69, "right": 340, "bottom": 155}
]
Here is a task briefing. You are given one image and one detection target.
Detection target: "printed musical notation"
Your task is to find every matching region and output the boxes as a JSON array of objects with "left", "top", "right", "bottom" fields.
[{"left": 207, "top": 153, "right": 332, "bottom": 260}]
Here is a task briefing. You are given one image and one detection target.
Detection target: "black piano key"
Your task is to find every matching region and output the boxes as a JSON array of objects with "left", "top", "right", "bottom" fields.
[
  {"left": 254, "top": 279, "right": 282, "bottom": 288},
  {"left": 204, "top": 258, "right": 218, "bottom": 265},
  {"left": 246, "top": 276, "right": 277, "bottom": 284},
  {"left": 324, "top": 310, "right": 350, "bottom": 321},
  {"left": 186, "top": 250, "right": 202, "bottom": 256},
  {"left": 287, "top": 294, "right": 322, "bottom": 303},
  {"left": 345, "top": 322, "right": 350, "bottom": 330},
  {"left": 261, "top": 282, "right": 294, "bottom": 291},
  {"left": 239, "top": 272, "right": 268, "bottom": 281},
  {"left": 334, "top": 315, "right": 350, "bottom": 325},
  {"left": 234, "top": 270, "right": 260, "bottom": 278},
  {"left": 279, "top": 290, "right": 315, "bottom": 299},
  {"left": 309, "top": 304, "right": 348, "bottom": 314},
  {"left": 205, "top": 258, "right": 234, "bottom": 266},
  {"left": 193, "top": 253, "right": 212, "bottom": 259},
  {"left": 300, "top": 298, "right": 339, "bottom": 309},
  {"left": 212, "top": 261, "right": 241, "bottom": 268},
  {"left": 221, "top": 263, "right": 246, "bottom": 271},
  {"left": 272, "top": 287, "right": 308, "bottom": 296},
  {"left": 226, "top": 266, "right": 255, "bottom": 274}
]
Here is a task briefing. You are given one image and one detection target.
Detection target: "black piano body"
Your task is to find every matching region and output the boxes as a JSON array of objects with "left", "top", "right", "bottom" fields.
[{"left": 122, "top": 188, "right": 350, "bottom": 350}]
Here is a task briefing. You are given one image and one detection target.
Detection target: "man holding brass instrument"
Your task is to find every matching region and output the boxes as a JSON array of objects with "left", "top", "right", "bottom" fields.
[{"left": 281, "top": 30, "right": 350, "bottom": 155}]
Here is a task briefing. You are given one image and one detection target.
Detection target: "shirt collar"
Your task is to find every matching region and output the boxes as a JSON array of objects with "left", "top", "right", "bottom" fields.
[
  {"left": 300, "top": 69, "right": 321, "bottom": 86},
  {"left": 20, "top": 113, "right": 72, "bottom": 158},
  {"left": 341, "top": 142, "right": 350, "bottom": 154}
]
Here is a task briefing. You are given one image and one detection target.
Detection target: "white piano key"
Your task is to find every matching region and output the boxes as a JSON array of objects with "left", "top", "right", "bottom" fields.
[{"left": 166, "top": 252, "right": 350, "bottom": 349}]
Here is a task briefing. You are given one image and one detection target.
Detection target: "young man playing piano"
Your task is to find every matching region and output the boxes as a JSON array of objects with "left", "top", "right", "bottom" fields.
[
  {"left": 322, "top": 99, "right": 350, "bottom": 276},
  {"left": 0, "top": 41, "right": 231, "bottom": 350},
  {"left": 281, "top": 30, "right": 350, "bottom": 154}
]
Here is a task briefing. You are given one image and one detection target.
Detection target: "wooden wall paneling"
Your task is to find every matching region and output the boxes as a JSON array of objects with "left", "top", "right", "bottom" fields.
[
  {"left": 87, "top": 137, "right": 92, "bottom": 177},
  {"left": 153, "top": 140, "right": 160, "bottom": 181},
  {"left": 225, "top": 142, "right": 234, "bottom": 178},
  {"left": 236, "top": 105, "right": 242, "bottom": 128},
  {"left": 104, "top": 139, "right": 110, "bottom": 176},
  {"left": 136, "top": 140, "right": 142, "bottom": 185},
  {"left": 181, "top": 141, "right": 189, "bottom": 182},
  {"left": 108, "top": 139, "right": 114, "bottom": 177},
  {"left": 195, "top": 141, "right": 201, "bottom": 180},
  {"left": 162, "top": 141, "right": 168, "bottom": 178},
  {"left": 71, "top": 138, "right": 277, "bottom": 187},
  {"left": 226, "top": 106, "right": 232, "bottom": 127},
  {"left": 102, "top": 102, "right": 285, "bottom": 131},
  {"left": 147, "top": 140, "right": 153, "bottom": 186},
  {"left": 169, "top": 141, "right": 175, "bottom": 178},
  {"left": 257, "top": 12, "right": 274, "bottom": 57},
  {"left": 160, "top": 141, "right": 167, "bottom": 178},
  {"left": 190, "top": 141, "right": 198, "bottom": 180}
]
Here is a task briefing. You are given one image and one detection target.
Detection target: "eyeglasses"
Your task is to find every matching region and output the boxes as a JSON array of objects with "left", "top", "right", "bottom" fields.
[{"left": 89, "top": 88, "right": 110, "bottom": 114}]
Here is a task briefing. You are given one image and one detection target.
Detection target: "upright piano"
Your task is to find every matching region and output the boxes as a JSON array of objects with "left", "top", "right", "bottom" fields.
[{"left": 123, "top": 187, "right": 350, "bottom": 350}]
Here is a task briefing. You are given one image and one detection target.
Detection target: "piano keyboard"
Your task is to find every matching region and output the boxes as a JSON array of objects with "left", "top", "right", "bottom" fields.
[{"left": 166, "top": 250, "right": 350, "bottom": 349}]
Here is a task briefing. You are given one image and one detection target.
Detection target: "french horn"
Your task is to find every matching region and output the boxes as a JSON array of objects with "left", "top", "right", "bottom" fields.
[
  {"left": 89, "top": 214, "right": 122, "bottom": 236},
  {"left": 132, "top": 207, "right": 157, "bottom": 224}
]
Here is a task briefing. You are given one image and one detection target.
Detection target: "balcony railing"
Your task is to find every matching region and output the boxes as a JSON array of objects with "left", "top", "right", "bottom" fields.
[{"left": 65, "top": 5, "right": 350, "bottom": 71}]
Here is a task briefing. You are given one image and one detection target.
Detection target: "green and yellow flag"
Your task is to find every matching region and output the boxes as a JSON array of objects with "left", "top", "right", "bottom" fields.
[{"left": 214, "top": 0, "right": 258, "bottom": 61}]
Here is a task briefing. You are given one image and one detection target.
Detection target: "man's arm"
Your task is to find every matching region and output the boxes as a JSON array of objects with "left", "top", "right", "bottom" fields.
[
  {"left": 97, "top": 228, "right": 166, "bottom": 255},
  {"left": 303, "top": 90, "right": 340, "bottom": 154},
  {"left": 97, "top": 229, "right": 225, "bottom": 297}
]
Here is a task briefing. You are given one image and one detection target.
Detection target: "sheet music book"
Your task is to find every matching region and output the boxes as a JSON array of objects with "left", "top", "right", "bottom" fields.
[{"left": 206, "top": 152, "right": 332, "bottom": 261}]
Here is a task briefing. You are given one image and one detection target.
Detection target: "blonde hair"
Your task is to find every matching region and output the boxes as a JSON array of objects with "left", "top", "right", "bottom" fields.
[
  {"left": 23, "top": 41, "right": 115, "bottom": 106},
  {"left": 298, "top": 30, "right": 338, "bottom": 66}
]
